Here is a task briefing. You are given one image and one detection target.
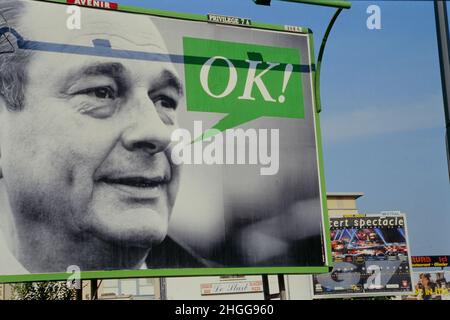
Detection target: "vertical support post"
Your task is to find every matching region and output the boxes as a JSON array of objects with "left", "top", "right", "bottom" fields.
[
  {"left": 90, "top": 279, "right": 98, "bottom": 300},
  {"left": 434, "top": 0, "right": 450, "bottom": 179},
  {"left": 262, "top": 275, "right": 271, "bottom": 300},
  {"left": 159, "top": 277, "right": 167, "bottom": 300},
  {"left": 277, "top": 274, "right": 287, "bottom": 300},
  {"left": 76, "top": 287, "right": 83, "bottom": 301}
]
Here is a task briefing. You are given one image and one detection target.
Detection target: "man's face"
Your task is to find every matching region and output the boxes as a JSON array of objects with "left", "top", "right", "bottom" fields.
[{"left": 0, "top": 4, "right": 182, "bottom": 248}]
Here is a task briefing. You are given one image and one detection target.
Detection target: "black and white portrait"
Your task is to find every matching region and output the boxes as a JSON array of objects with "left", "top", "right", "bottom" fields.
[{"left": 0, "top": 0, "right": 328, "bottom": 277}]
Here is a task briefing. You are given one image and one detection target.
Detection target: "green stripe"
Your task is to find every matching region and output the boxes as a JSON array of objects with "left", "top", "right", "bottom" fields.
[
  {"left": 308, "top": 31, "right": 333, "bottom": 267},
  {"left": 31, "top": 0, "right": 309, "bottom": 35},
  {"left": 0, "top": 267, "right": 330, "bottom": 283}
]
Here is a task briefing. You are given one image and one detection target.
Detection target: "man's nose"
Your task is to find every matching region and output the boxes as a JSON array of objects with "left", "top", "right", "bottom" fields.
[{"left": 121, "top": 89, "right": 173, "bottom": 154}]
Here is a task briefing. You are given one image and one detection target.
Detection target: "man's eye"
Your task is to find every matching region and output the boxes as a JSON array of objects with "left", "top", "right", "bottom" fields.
[
  {"left": 153, "top": 96, "right": 177, "bottom": 110},
  {"left": 78, "top": 86, "right": 117, "bottom": 100},
  {"left": 72, "top": 86, "right": 119, "bottom": 119}
]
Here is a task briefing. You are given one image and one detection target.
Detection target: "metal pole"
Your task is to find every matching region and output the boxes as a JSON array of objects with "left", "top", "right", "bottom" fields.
[
  {"left": 278, "top": 0, "right": 351, "bottom": 9},
  {"left": 159, "top": 277, "right": 167, "bottom": 300},
  {"left": 90, "top": 279, "right": 98, "bottom": 300},
  {"left": 277, "top": 274, "right": 287, "bottom": 300},
  {"left": 434, "top": 0, "right": 450, "bottom": 180},
  {"left": 75, "top": 287, "right": 83, "bottom": 300},
  {"left": 262, "top": 275, "right": 271, "bottom": 300},
  {"left": 315, "top": 8, "right": 343, "bottom": 113},
  {"left": 254, "top": 0, "right": 351, "bottom": 9}
]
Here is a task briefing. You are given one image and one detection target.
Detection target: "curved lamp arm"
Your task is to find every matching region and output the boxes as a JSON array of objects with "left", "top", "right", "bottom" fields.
[{"left": 315, "top": 7, "right": 343, "bottom": 113}]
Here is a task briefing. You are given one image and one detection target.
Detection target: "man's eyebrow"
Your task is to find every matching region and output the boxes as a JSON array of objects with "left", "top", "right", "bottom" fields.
[
  {"left": 64, "top": 62, "right": 128, "bottom": 90},
  {"left": 64, "top": 63, "right": 183, "bottom": 96},
  {"left": 151, "top": 69, "right": 184, "bottom": 96},
  {"left": 79, "top": 62, "right": 125, "bottom": 79}
]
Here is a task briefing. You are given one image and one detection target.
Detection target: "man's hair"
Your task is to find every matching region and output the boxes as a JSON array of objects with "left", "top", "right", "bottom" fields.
[{"left": 0, "top": 0, "right": 31, "bottom": 111}]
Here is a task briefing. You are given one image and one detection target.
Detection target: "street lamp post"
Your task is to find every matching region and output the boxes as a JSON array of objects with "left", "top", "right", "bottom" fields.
[
  {"left": 253, "top": 0, "right": 351, "bottom": 114},
  {"left": 253, "top": 0, "right": 351, "bottom": 9}
]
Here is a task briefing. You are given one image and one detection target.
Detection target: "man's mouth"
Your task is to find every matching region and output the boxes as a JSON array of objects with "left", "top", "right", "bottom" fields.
[
  {"left": 97, "top": 175, "right": 170, "bottom": 199},
  {"left": 98, "top": 177, "right": 169, "bottom": 188}
]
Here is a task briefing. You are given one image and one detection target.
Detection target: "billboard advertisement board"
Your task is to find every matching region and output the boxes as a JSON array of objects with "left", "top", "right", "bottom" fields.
[
  {"left": 401, "top": 271, "right": 450, "bottom": 300},
  {"left": 312, "top": 214, "right": 413, "bottom": 298},
  {"left": 0, "top": 0, "right": 331, "bottom": 282},
  {"left": 411, "top": 256, "right": 450, "bottom": 268}
]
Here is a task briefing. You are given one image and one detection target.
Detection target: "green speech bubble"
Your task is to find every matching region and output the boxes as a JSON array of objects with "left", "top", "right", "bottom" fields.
[{"left": 183, "top": 37, "right": 305, "bottom": 141}]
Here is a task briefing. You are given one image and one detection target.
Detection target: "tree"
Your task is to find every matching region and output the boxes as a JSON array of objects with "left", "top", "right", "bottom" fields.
[{"left": 11, "top": 281, "right": 77, "bottom": 300}]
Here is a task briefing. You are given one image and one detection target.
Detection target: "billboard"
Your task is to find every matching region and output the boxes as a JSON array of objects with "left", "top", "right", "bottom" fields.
[
  {"left": 312, "top": 214, "right": 413, "bottom": 298},
  {"left": 411, "top": 256, "right": 450, "bottom": 268},
  {"left": 401, "top": 271, "right": 450, "bottom": 300},
  {"left": 200, "top": 280, "right": 263, "bottom": 296},
  {"left": 0, "top": 0, "right": 331, "bottom": 282}
]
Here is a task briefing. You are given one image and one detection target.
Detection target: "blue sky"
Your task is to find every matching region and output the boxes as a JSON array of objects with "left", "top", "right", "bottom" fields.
[{"left": 113, "top": 0, "right": 450, "bottom": 256}]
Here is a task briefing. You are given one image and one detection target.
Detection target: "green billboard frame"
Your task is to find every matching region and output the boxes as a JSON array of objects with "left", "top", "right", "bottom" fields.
[{"left": 0, "top": 0, "right": 334, "bottom": 283}]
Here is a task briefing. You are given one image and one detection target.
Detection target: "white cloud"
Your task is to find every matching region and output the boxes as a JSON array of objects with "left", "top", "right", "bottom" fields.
[{"left": 321, "top": 97, "right": 444, "bottom": 144}]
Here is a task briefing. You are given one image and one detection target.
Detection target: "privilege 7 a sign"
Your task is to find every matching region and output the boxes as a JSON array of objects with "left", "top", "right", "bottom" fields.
[{"left": 183, "top": 38, "right": 304, "bottom": 139}]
